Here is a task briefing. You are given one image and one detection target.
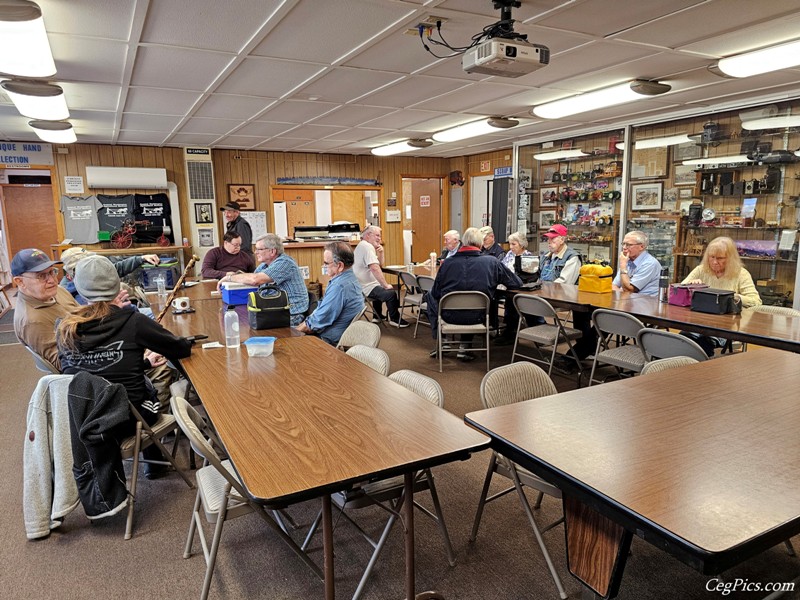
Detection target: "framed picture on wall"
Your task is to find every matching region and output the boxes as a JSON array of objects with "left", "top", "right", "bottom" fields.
[
  {"left": 631, "top": 182, "right": 663, "bottom": 211},
  {"left": 541, "top": 163, "right": 558, "bottom": 183},
  {"left": 539, "top": 186, "right": 559, "bottom": 207},
  {"left": 194, "top": 202, "right": 213, "bottom": 224},
  {"left": 673, "top": 164, "right": 697, "bottom": 186},
  {"left": 539, "top": 210, "right": 556, "bottom": 227},
  {"left": 198, "top": 228, "right": 215, "bottom": 247},
  {"left": 228, "top": 183, "right": 255, "bottom": 211},
  {"left": 673, "top": 141, "right": 702, "bottom": 162}
]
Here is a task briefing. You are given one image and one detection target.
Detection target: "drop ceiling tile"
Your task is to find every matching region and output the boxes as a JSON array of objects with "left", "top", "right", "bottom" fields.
[
  {"left": 360, "top": 75, "right": 471, "bottom": 108},
  {"left": 342, "top": 32, "right": 442, "bottom": 74},
  {"left": 39, "top": 0, "right": 135, "bottom": 40},
  {"left": 179, "top": 118, "right": 242, "bottom": 134},
  {"left": 193, "top": 94, "right": 277, "bottom": 119},
  {"left": 310, "top": 105, "right": 395, "bottom": 127},
  {"left": 216, "top": 135, "right": 269, "bottom": 148},
  {"left": 124, "top": 88, "right": 203, "bottom": 115},
  {"left": 317, "top": 127, "right": 394, "bottom": 143},
  {"left": 254, "top": 137, "right": 314, "bottom": 151},
  {"left": 49, "top": 36, "right": 128, "bottom": 84},
  {"left": 257, "top": 100, "right": 339, "bottom": 123},
  {"left": 298, "top": 68, "right": 405, "bottom": 104},
  {"left": 122, "top": 113, "right": 182, "bottom": 131},
  {"left": 251, "top": 0, "right": 415, "bottom": 63},
  {"left": 412, "top": 82, "right": 530, "bottom": 112},
  {"left": 169, "top": 132, "right": 224, "bottom": 145},
  {"left": 234, "top": 121, "right": 297, "bottom": 137},
  {"left": 284, "top": 124, "right": 348, "bottom": 139},
  {"left": 69, "top": 110, "right": 117, "bottom": 129},
  {"left": 60, "top": 83, "right": 121, "bottom": 112},
  {"left": 294, "top": 139, "right": 357, "bottom": 152},
  {"left": 141, "top": 0, "right": 282, "bottom": 52},
  {"left": 360, "top": 109, "right": 447, "bottom": 129},
  {"left": 130, "top": 46, "right": 235, "bottom": 90},
  {"left": 216, "top": 58, "right": 325, "bottom": 97},
  {"left": 118, "top": 130, "right": 170, "bottom": 144},
  {"left": 681, "top": 13, "right": 800, "bottom": 58},
  {"left": 438, "top": 0, "right": 564, "bottom": 21}
]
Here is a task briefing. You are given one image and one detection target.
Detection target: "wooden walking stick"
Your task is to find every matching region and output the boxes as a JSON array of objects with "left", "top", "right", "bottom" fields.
[{"left": 155, "top": 254, "right": 199, "bottom": 323}]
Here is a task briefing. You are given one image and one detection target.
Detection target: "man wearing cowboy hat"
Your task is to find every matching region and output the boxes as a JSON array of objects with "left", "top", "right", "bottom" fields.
[{"left": 220, "top": 200, "right": 253, "bottom": 256}]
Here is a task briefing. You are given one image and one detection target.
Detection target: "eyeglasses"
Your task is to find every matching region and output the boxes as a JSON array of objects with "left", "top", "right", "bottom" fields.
[
  {"left": 255, "top": 247, "right": 268, "bottom": 252},
  {"left": 227, "top": 242, "right": 242, "bottom": 248},
  {"left": 622, "top": 242, "right": 643, "bottom": 247},
  {"left": 22, "top": 267, "right": 59, "bottom": 282}
]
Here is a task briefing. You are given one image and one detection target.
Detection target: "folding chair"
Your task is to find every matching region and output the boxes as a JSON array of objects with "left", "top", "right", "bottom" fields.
[
  {"left": 587, "top": 309, "right": 646, "bottom": 386},
  {"left": 398, "top": 271, "right": 423, "bottom": 324},
  {"left": 511, "top": 294, "right": 583, "bottom": 385},
  {"left": 413, "top": 275, "right": 435, "bottom": 339},
  {"left": 640, "top": 356, "right": 699, "bottom": 375},
  {"left": 637, "top": 328, "right": 709, "bottom": 362},
  {"left": 346, "top": 345, "right": 390, "bottom": 375},
  {"left": 170, "top": 397, "right": 321, "bottom": 600},
  {"left": 22, "top": 343, "right": 59, "bottom": 374},
  {"left": 470, "top": 362, "right": 568, "bottom": 600},
  {"left": 336, "top": 320, "right": 381, "bottom": 351},
  {"left": 301, "top": 369, "right": 455, "bottom": 600},
  {"left": 437, "top": 291, "right": 491, "bottom": 373}
]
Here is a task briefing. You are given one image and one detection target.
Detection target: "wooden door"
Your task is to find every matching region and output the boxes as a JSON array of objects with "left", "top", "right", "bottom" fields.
[
  {"left": 332, "top": 190, "right": 365, "bottom": 225},
  {"left": 408, "top": 178, "right": 442, "bottom": 263},
  {"left": 286, "top": 200, "right": 316, "bottom": 236},
  {"left": 2, "top": 184, "right": 58, "bottom": 260}
]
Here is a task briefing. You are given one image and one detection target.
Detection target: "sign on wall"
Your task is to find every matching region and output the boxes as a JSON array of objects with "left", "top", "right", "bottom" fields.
[
  {"left": 419, "top": 195, "right": 431, "bottom": 207},
  {"left": 64, "top": 176, "right": 84, "bottom": 194},
  {"left": 0, "top": 142, "right": 54, "bottom": 166}
]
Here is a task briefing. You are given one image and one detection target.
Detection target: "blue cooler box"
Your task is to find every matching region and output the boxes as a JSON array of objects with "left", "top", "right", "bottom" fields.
[{"left": 221, "top": 284, "right": 258, "bottom": 306}]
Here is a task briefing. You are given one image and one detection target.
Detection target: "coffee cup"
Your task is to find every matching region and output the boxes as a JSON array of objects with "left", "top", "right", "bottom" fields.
[{"left": 172, "top": 296, "right": 191, "bottom": 311}]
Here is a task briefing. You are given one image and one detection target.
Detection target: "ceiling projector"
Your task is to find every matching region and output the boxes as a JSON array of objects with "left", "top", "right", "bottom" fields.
[{"left": 462, "top": 38, "right": 549, "bottom": 78}]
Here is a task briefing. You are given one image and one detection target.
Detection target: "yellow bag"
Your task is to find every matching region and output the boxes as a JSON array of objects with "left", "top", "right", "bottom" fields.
[{"left": 578, "top": 264, "right": 613, "bottom": 293}]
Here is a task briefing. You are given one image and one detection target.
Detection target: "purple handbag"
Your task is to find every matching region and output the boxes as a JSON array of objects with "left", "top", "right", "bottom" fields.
[{"left": 668, "top": 283, "right": 709, "bottom": 307}]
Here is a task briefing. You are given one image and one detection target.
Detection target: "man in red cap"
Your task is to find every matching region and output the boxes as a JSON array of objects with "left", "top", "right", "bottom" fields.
[{"left": 538, "top": 224, "right": 581, "bottom": 284}]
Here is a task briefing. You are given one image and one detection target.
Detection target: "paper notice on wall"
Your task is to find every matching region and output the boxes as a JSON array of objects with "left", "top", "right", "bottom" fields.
[
  {"left": 64, "top": 176, "right": 84, "bottom": 194},
  {"left": 299, "top": 266, "right": 310, "bottom": 279},
  {"left": 779, "top": 229, "right": 797, "bottom": 250}
]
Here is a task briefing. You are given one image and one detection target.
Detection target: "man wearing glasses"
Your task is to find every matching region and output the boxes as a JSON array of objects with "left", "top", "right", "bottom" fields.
[
  {"left": 12, "top": 248, "right": 80, "bottom": 368},
  {"left": 223, "top": 233, "right": 308, "bottom": 325},
  {"left": 612, "top": 231, "right": 662, "bottom": 296},
  {"left": 200, "top": 232, "right": 255, "bottom": 279}
]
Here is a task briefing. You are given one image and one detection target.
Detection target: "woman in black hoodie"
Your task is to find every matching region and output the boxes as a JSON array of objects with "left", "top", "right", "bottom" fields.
[{"left": 56, "top": 255, "right": 193, "bottom": 427}]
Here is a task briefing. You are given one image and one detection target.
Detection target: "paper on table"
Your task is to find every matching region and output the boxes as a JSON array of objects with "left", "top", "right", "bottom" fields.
[{"left": 385, "top": 265, "right": 407, "bottom": 269}]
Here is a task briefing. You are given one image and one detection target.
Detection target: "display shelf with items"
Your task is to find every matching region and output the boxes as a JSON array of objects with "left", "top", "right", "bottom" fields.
[{"left": 626, "top": 215, "right": 680, "bottom": 279}]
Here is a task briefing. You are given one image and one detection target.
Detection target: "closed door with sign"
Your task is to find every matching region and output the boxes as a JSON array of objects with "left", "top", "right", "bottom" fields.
[{"left": 407, "top": 177, "right": 442, "bottom": 263}]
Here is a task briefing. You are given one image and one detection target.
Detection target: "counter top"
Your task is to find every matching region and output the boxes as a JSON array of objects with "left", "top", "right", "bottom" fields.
[{"left": 283, "top": 239, "right": 359, "bottom": 249}]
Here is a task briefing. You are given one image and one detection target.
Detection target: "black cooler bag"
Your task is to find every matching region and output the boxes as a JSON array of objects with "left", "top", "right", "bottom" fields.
[
  {"left": 690, "top": 288, "right": 741, "bottom": 315},
  {"left": 247, "top": 285, "right": 291, "bottom": 329}
]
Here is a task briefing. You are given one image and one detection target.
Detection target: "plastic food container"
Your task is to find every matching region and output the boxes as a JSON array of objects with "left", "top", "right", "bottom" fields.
[{"left": 243, "top": 336, "right": 276, "bottom": 357}]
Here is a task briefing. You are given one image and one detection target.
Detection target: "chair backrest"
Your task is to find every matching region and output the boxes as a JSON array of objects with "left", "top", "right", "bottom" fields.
[
  {"left": 416, "top": 275, "right": 435, "bottom": 294},
  {"left": 337, "top": 320, "right": 381, "bottom": 350},
  {"left": 513, "top": 294, "right": 558, "bottom": 321},
  {"left": 480, "top": 362, "right": 557, "bottom": 410},
  {"left": 636, "top": 329, "right": 709, "bottom": 362},
  {"left": 592, "top": 308, "right": 645, "bottom": 340},
  {"left": 640, "top": 356, "right": 699, "bottom": 375},
  {"left": 305, "top": 291, "right": 318, "bottom": 317},
  {"left": 439, "top": 290, "right": 490, "bottom": 314},
  {"left": 170, "top": 396, "right": 248, "bottom": 495},
  {"left": 399, "top": 271, "right": 418, "bottom": 293},
  {"left": 389, "top": 369, "right": 444, "bottom": 408},
  {"left": 752, "top": 305, "right": 800, "bottom": 317},
  {"left": 346, "top": 345, "right": 390, "bottom": 375},
  {"left": 23, "top": 344, "right": 59, "bottom": 374}
]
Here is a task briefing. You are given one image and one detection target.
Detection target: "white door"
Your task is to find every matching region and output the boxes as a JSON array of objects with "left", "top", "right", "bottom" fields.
[{"left": 470, "top": 175, "right": 493, "bottom": 228}]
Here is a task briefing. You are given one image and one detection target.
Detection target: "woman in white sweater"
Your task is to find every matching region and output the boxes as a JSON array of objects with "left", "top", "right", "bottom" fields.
[{"left": 681, "top": 236, "right": 761, "bottom": 355}]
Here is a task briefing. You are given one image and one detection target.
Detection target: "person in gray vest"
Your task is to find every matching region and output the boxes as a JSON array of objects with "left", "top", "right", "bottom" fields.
[{"left": 538, "top": 224, "right": 581, "bottom": 284}]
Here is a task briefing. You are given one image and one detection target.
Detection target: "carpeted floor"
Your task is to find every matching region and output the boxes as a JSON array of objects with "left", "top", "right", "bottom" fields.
[{"left": 1, "top": 318, "right": 798, "bottom": 600}]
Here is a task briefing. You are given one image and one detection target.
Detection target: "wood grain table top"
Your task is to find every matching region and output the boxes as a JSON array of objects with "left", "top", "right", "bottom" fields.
[{"left": 465, "top": 348, "right": 800, "bottom": 574}]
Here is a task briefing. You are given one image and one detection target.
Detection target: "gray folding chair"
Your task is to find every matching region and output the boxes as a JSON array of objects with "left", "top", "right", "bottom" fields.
[
  {"left": 413, "top": 275, "right": 435, "bottom": 339},
  {"left": 437, "top": 290, "right": 491, "bottom": 372},
  {"left": 398, "top": 271, "right": 423, "bottom": 323},
  {"left": 300, "top": 369, "right": 454, "bottom": 600},
  {"left": 637, "top": 328, "right": 709, "bottom": 362},
  {"left": 170, "top": 396, "right": 321, "bottom": 600},
  {"left": 346, "top": 345, "right": 390, "bottom": 375},
  {"left": 640, "top": 356, "right": 699, "bottom": 375},
  {"left": 470, "top": 362, "right": 568, "bottom": 600},
  {"left": 336, "top": 320, "right": 381, "bottom": 350},
  {"left": 511, "top": 294, "right": 583, "bottom": 385},
  {"left": 23, "top": 344, "right": 59, "bottom": 374},
  {"left": 588, "top": 309, "right": 646, "bottom": 386}
]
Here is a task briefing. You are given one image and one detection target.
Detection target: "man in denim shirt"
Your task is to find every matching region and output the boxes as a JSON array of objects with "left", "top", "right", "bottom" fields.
[{"left": 297, "top": 242, "right": 364, "bottom": 345}]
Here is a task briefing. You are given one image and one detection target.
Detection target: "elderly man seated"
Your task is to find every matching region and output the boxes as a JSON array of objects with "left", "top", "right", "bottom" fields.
[
  {"left": 353, "top": 225, "right": 408, "bottom": 328},
  {"left": 479, "top": 226, "right": 505, "bottom": 260},
  {"left": 437, "top": 229, "right": 462, "bottom": 263},
  {"left": 201, "top": 232, "right": 255, "bottom": 279},
  {"left": 296, "top": 242, "right": 364, "bottom": 345},
  {"left": 427, "top": 227, "right": 522, "bottom": 361},
  {"left": 220, "top": 233, "right": 308, "bottom": 326}
]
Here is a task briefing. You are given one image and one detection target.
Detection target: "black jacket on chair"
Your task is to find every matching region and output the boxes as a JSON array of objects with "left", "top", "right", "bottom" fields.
[{"left": 67, "top": 371, "right": 131, "bottom": 519}]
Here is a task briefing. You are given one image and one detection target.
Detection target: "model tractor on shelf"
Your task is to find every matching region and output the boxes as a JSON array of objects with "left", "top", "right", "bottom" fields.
[{"left": 110, "top": 219, "right": 170, "bottom": 249}]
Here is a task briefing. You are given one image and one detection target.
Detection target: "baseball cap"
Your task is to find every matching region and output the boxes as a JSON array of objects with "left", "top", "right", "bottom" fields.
[
  {"left": 543, "top": 224, "right": 568, "bottom": 239},
  {"left": 478, "top": 226, "right": 494, "bottom": 237},
  {"left": 220, "top": 201, "right": 241, "bottom": 212},
  {"left": 11, "top": 248, "right": 61, "bottom": 277},
  {"left": 61, "top": 247, "right": 96, "bottom": 278},
  {"left": 74, "top": 255, "right": 120, "bottom": 302}
]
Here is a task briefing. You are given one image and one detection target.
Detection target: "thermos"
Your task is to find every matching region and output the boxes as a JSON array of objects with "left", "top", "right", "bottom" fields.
[{"left": 659, "top": 268, "right": 669, "bottom": 303}]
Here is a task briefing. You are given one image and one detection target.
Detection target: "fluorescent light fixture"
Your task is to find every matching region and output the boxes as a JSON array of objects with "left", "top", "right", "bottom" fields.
[
  {"left": 717, "top": 39, "right": 800, "bottom": 78},
  {"left": 531, "top": 80, "right": 671, "bottom": 119},
  {"left": 682, "top": 155, "right": 753, "bottom": 166},
  {"left": 371, "top": 139, "right": 432, "bottom": 156},
  {"left": 634, "top": 134, "right": 692, "bottom": 149},
  {"left": 741, "top": 115, "right": 800, "bottom": 130},
  {"left": 532, "top": 149, "right": 589, "bottom": 161},
  {"left": 432, "top": 117, "right": 518, "bottom": 143},
  {"left": 1, "top": 80, "right": 69, "bottom": 120},
  {"left": 29, "top": 120, "right": 76, "bottom": 144},
  {"left": 0, "top": 0, "right": 56, "bottom": 77}
]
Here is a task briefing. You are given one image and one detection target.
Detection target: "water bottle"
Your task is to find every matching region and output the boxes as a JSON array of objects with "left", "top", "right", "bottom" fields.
[
  {"left": 430, "top": 251, "right": 437, "bottom": 268},
  {"left": 155, "top": 274, "right": 167, "bottom": 298},
  {"left": 224, "top": 305, "right": 240, "bottom": 348},
  {"left": 659, "top": 268, "right": 669, "bottom": 303}
]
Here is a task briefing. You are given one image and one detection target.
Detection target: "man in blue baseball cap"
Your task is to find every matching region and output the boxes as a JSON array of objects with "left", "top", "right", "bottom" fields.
[{"left": 12, "top": 248, "right": 79, "bottom": 368}]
